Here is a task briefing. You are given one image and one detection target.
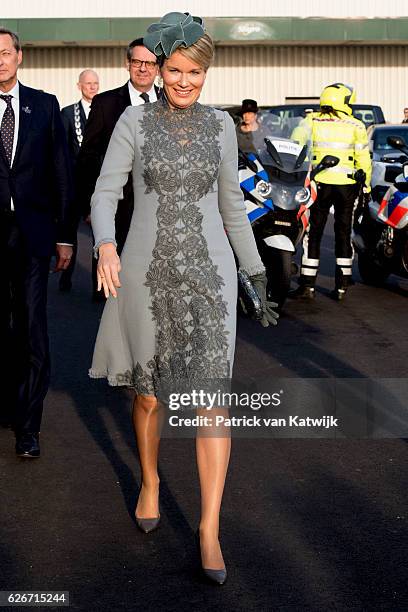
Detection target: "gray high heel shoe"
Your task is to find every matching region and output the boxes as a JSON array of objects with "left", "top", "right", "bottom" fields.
[
  {"left": 135, "top": 486, "right": 160, "bottom": 533},
  {"left": 195, "top": 530, "right": 227, "bottom": 585},
  {"left": 135, "top": 514, "right": 161, "bottom": 534}
]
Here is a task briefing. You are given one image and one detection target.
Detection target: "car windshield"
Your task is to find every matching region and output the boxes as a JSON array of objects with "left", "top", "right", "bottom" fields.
[
  {"left": 256, "top": 105, "right": 381, "bottom": 127},
  {"left": 353, "top": 109, "right": 375, "bottom": 125},
  {"left": 373, "top": 127, "right": 408, "bottom": 151}
]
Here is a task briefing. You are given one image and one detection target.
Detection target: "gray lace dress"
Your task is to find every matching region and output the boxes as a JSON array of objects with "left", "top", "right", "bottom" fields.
[{"left": 89, "top": 98, "right": 265, "bottom": 396}]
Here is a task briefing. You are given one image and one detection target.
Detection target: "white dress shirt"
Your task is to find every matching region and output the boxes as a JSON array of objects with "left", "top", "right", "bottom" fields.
[
  {"left": 128, "top": 81, "right": 157, "bottom": 106},
  {"left": 81, "top": 98, "right": 91, "bottom": 119},
  {"left": 0, "top": 81, "right": 20, "bottom": 210}
]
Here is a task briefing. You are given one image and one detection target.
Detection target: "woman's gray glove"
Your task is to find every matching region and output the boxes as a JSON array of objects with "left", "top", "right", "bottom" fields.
[{"left": 249, "top": 271, "right": 279, "bottom": 327}]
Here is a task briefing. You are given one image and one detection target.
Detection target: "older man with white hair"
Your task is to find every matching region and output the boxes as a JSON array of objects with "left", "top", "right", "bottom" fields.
[{"left": 59, "top": 69, "right": 100, "bottom": 291}]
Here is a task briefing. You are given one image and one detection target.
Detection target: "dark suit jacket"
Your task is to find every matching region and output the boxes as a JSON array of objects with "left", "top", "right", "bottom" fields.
[
  {"left": 61, "top": 100, "right": 87, "bottom": 165},
  {"left": 0, "top": 82, "right": 75, "bottom": 257},
  {"left": 77, "top": 83, "right": 161, "bottom": 220}
]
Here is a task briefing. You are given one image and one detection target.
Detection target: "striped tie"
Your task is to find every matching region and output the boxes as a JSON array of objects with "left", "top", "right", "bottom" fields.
[
  {"left": 0, "top": 95, "right": 15, "bottom": 166},
  {"left": 139, "top": 92, "right": 150, "bottom": 103}
]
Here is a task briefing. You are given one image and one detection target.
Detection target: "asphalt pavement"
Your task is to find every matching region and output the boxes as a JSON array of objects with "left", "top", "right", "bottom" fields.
[{"left": 1, "top": 220, "right": 407, "bottom": 612}]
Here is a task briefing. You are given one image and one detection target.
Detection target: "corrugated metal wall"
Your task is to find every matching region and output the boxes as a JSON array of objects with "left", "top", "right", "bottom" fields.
[
  {"left": 5, "top": 0, "right": 408, "bottom": 18},
  {"left": 19, "top": 45, "right": 408, "bottom": 122},
  {"left": 208, "top": 45, "right": 408, "bottom": 123},
  {"left": 19, "top": 47, "right": 127, "bottom": 105}
]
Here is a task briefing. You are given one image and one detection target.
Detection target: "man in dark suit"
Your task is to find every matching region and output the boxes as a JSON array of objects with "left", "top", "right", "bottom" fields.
[
  {"left": 0, "top": 28, "right": 75, "bottom": 457},
  {"left": 77, "top": 38, "right": 160, "bottom": 300},
  {"left": 59, "top": 69, "right": 99, "bottom": 292}
]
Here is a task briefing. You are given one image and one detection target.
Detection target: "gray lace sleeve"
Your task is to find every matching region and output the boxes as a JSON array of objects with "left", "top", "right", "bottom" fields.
[
  {"left": 90, "top": 107, "right": 136, "bottom": 253},
  {"left": 218, "top": 112, "right": 265, "bottom": 276}
]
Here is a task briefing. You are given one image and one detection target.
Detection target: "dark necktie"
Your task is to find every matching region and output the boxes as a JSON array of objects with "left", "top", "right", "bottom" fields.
[
  {"left": 0, "top": 95, "right": 15, "bottom": 166},
  {"left": 140, "top": 92, "right": 150, "bottom": 104}
]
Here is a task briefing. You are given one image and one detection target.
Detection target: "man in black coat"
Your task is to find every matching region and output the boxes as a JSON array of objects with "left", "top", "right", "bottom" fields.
[
  {"left": 0, "top": 28, "right": 75, "bottom": 457},
  {"left": 59, "top": 69, "right": 99, "bottom": 292},
  {"left": 77, "top": 38, "right": 160, "bottom": 300}
]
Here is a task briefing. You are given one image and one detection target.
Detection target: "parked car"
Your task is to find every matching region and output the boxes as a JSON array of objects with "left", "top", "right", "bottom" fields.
[
  {"left": 368, "top": 124, "right": 408, "bottom": 203},
  {"left": 220, "top": 103, "right": 385, "bottom": 129}
]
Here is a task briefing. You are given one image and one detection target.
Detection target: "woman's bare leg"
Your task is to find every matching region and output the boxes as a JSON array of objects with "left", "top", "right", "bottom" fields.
[
  {"left": 132, "top": 394, "right": 161, "bottom": 518},
  {"left": 196, "top": 408, "right": 231, "bottom": 569}
]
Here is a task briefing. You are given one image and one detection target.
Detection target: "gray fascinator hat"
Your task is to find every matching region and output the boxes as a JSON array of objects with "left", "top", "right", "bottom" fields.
[{"left": 143, "top": 12, "right": 205, "bottom": 59}]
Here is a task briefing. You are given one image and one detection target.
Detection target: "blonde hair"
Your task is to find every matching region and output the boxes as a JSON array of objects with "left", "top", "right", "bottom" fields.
[{"left": 177, "top": 33, "right": 215, "bottom": 71}]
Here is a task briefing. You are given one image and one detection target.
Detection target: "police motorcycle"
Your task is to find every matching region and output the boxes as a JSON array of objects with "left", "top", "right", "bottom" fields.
[
  {"left": 238, "top": 111, "right": 338, "bottom": 310},
  {"left": 353, "top": 135, "right": 408, "bottom": 286}
]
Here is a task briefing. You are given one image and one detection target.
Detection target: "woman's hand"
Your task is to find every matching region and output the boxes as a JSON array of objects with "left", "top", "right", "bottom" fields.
[
  {"left": 97, "top": 243, "right": 121, "bottom": 298},
  {"left": 249, "top": 272, "right": 279, "bottom": 327}
]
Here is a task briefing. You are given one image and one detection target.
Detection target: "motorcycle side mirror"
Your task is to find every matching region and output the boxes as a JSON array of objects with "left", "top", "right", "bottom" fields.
[
  {"left": 310, "top": 155, "right": 339, "bottom": 180},
  {"left": 294, "top": 144, "right": 308, "bottom": 169},
  {"left": 238, "top": 149, "right": 258, "bottom": 174},
  {"left": 387, "top": 135, "right": 407, "bottom": 149},
  {"left": 320, "top": 155, "right": 339, "bottom": 168},
  {"left": 238, "top": 151, "right": 247, "bottom": 171},
  {"left": 264, "top": 138, "right": 283, "bottom": 168}
]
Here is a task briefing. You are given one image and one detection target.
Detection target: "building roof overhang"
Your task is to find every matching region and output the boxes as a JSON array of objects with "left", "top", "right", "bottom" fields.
[{"left": 2, "top": 17, "right": 408, "bottom": 47}]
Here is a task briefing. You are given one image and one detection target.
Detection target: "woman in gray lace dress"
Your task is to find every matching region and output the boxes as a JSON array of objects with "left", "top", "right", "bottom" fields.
[{"left": 89, "top": 12, "right": 277, "bottom": 585}]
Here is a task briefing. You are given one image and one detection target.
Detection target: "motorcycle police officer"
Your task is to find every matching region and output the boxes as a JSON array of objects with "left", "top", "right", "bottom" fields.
[{"left": 291, "top": 83, "right": 372, "bottom": 300}]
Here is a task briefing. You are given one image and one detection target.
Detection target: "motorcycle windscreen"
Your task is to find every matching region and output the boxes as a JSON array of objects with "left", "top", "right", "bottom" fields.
[
  {"left": 257, "top": 139, "right": 310, "bottom": 210},
  {"left": 378, "top": 184, "right": 408, "bottom": 228},
  {"left": 255, "top": 115, "right": 313, "bottom": 211}
]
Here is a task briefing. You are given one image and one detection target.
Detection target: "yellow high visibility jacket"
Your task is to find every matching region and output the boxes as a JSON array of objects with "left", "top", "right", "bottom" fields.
[{"left": 291, "top": 111, "right": 372, "bottom": 188}]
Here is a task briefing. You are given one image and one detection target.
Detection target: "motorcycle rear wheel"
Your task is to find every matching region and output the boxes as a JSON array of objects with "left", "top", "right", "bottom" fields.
[
  {"left": 265, "top": 248, "right": 292, "bottom": 309},
  {"left": 357, "top": 252, "right": 390, "bottom": 286}
]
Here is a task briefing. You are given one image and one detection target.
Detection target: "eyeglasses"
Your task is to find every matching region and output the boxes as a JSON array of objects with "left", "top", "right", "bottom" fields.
[{"left": 130, "top": 59, "right": 157, "bottom": 69}]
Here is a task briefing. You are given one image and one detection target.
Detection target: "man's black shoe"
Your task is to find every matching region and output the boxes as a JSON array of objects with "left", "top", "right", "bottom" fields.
[
  {"left": 289, "top": 285, "right": 315, "bottom": 300},
  {"left": 59, "top": 278, "right": 72, "bottom": 292},
  {"left": 15, "top": 432, "right": 40, "bottom": 458},
  {"left": 330, "top": 288, "right": 347, "bottom": 301}
]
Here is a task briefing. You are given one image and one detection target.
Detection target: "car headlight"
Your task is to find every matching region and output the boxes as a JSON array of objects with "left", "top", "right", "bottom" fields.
[
  {"left": 256, "top": 180, "right": 272, "bottom": 197},
  {"left": 294, "top": 187, "right": 310, "bottom": 203}
]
